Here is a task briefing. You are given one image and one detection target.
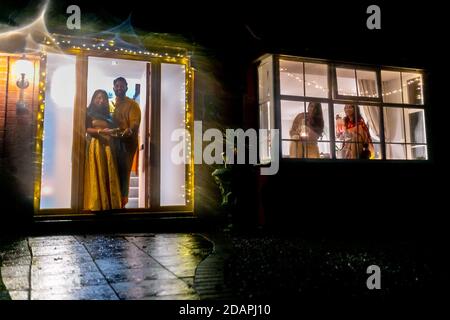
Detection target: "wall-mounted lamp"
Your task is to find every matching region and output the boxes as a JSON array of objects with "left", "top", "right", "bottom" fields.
[{"left": 14, "top": 55, "right": 34, "bottom": 115}]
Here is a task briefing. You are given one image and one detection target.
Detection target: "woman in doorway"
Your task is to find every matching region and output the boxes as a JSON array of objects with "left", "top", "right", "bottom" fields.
[
  {"left": 289, "top": 102, "right": 324, "bottom": 158},
  {"left": 84, "top": 89, "right": 122, "bottom": 211}
]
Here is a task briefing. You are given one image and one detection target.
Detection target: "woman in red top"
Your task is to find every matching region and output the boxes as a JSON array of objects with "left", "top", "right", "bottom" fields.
[{"left": 336, "top": 104, "right": 374, "bottom": 159}]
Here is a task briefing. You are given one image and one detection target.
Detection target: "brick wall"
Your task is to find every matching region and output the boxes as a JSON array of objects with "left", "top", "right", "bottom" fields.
[
  {"left": 0, "top": 54, "right": 40, "bottom": 201},
  {"left": 0, "top": 56, "right": 8, "bottom": 155}
]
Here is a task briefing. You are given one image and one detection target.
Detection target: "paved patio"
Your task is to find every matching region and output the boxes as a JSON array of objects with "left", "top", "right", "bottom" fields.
[
  {"left": 1, "top": 232, "right": 441, "bottom": 300},
  {"left": 0, "top": 233, "right": 214, "bottom": 300}
]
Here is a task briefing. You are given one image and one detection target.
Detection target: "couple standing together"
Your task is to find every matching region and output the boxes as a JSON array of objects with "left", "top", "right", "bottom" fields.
[{"left": 84, "top": 77, "right": 141, "bottom": 211}]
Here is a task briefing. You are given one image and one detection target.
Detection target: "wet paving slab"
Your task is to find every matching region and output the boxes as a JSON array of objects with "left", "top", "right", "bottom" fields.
[
  {"left": 0, "top": 233, "right": 213, "bottom": 300},
  {"left": 111, "top": 278, "right": 198, "bottom": 300},
  {"left": 31, "top": 284, "right": 119, "bottom": 300},
  {"left": 31, "top": 260, "right": 100, "bottom": 276},
  {"left": 94, "top": 256, "right": 162, "bottom": 273},
  {"left": 31, "top": 271, "right": 109, "bottom": 291},
  {"left": 102, "top": 265, "right": 178, "bottom": 283}
]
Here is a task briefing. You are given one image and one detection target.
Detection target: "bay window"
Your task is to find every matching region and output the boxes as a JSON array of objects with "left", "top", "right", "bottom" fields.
[{"left": 258, "top": 55, "right": 428, "bottom": 161}]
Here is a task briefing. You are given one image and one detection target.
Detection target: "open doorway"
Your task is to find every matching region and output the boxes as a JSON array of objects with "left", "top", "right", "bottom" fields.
[
  {"left": 86, "top": 56, "right": 150, "bottom": 209},
  {"left": 37, "top": 51, "right": 193, "bottom": 215}
]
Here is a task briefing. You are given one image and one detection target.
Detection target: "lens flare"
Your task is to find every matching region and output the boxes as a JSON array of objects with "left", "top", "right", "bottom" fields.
[{"left": 0, "top": 1, "right": 52, "bottom": 53}]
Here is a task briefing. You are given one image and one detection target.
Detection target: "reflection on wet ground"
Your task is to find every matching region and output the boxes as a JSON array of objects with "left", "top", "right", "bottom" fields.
[{"left": 0, "top": 233, "right": 213, "bottom": 300}]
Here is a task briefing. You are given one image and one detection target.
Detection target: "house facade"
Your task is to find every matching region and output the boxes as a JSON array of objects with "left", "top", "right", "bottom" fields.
[{"left": 0, "top": 8, "right": 440, "bottom": 238}]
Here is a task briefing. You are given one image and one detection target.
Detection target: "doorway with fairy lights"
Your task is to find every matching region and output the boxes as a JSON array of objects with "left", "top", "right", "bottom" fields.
[{"left": 35, "top": 50, "right": 194, "bottom": 217}]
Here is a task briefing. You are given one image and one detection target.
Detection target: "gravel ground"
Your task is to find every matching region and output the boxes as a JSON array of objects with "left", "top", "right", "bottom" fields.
[{"left": 223, "top": 235, "right": 438, "bottom": 299}]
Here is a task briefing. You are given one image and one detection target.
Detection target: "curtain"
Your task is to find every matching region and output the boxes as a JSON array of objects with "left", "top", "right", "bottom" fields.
[
  {"left": 358, "top": 79, "right": 380, "bottom": 140},
  {"left": 357, "top": 79, "right": 377, "bottom": 98},
  {"left": 360, "top": 106, "right": 380, "bottom": 140},
  {"left": 383, "top": 108, "right": 406, "bottom": 159}
]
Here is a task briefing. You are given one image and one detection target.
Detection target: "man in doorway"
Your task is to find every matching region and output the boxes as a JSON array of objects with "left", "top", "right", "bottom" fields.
[{"left": 110, "top": 77, "right": 141, "bottom": 208}]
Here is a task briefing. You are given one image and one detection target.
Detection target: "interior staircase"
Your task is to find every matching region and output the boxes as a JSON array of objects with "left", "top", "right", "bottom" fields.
[{"left": 126, "top": 172, "right": 139, "bottom": 208}]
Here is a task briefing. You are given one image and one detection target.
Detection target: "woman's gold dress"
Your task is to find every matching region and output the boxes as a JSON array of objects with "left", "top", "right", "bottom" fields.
[{"left": 83, "top": 120, "right": 121, "bottom": 211}]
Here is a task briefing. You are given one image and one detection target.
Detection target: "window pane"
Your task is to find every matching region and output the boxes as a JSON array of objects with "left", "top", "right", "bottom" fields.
[
  {"left": 160, "top": 63, "right": 186, "bottom": 206},
  {"left": 259, "top": 102, "right": 274, "bottom": 163},
  {"left": 334, "top": 104, "right": 346, "bottom": 142},
  {"left": 356, "top": 70, "right": 378, "bottom": 98},
  {"left": 287, "top": 101, "right": 329, "bottom": 159},
  {"left": 404, "top": 109, "right": 426, "bottom": 143},
  {"left": 40, "top": 53, "right": 76, "bottom": 209},
  {"left": 383, "top": 107, "right": 405, "bottom": 143},
  {"left": 334, "top": 104, "right": 377, "bottom": 159},
  {"left": 282, "top": 141, "right": 292, "bottom": 158},
  {"left": 381, "top": 70, "right": 402, "bottom": 103},
  {"left": 258, "top": 56, "right": 275, "bottom": 164},
  {"left": 281, "top": 100, "right": 304, "bottom": 140},
  {"left": 319, "top": 103, "right": 330, "bottom": 142},
  {"left": 281, "top": 100, "right": 304, "bottom": 158},
  {"left": 336, "top": 68, "right": 357, "bottom": 96},
  {"left": 359, "top": 105, "right": 380, "bottom": 159},
  {"left": 372, "top": 143, "right": 382, "bottom": 159},
  {"left": 280, "top": 60, "right": 304, "bottom": 96},
  {"left": 335, "top": 140, "right": 344, "bottom": 159},
  {"left": 318, "top": 141, "right": 331, "bottom": 159},
  {"left": 360, "top": 105, "right": 381, "bottom": 143},
  {"left": 407, "top": 145, "right": 428, "bottom": 160},
  {"left": 386, "top": 144, "right": 406, "bottom": 160},
  {"left": 258, "top": 56, "right": 273, "bottom": 103},
  {"left": 305, "top": 63, "right": 328, "bottom": 98},
  {"left": 402, "top": 72, "right": 424, "bottom": 104}
]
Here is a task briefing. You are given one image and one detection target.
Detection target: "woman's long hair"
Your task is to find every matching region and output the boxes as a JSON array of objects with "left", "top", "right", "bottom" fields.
[
  {"left": 290, "top": 102, "right": 325, "bottom": 137},
  {"left": 307, "top": 102, "right": 324, "bottom": 136},
  {"left": 344, "top": 104, "right": 363, "bottom": 127},
  {"left": 87, "top": 89, "right": 114, "bottom": 126}
]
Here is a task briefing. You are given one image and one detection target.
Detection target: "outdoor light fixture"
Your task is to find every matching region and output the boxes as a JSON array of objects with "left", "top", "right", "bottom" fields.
[{"left": 15, "top": 54, "right": 34, "bottom": 115}]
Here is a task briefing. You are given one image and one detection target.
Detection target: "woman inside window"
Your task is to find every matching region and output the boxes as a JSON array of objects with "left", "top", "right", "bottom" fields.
[
  {"left": 336, "top": 104, "right": 374, "bottom": 159},
  {"left": 289, "top": 102, "right": 324, "bottom": 158},
  {"left": 84, "top": 89, "right": 122, "bottom": 211}
]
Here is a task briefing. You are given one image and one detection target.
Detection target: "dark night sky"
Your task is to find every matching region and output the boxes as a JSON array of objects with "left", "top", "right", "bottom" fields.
[
  {"left": 0, "top": 0, "right": 443, "bottom": 66},
  {"left": 1, "top": 0, "right": 447, "bottom": 161}
]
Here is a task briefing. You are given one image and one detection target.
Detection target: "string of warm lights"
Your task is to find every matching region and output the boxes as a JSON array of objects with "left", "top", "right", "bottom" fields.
[
  {"left": 280, "top": 67, "right": 329, "bottom": 95},
  {"left": 42, "top": 35, "right": 189, "bottom": 62},
  {"left": 32, "top": 34, "right": 195, "bottom": 210},
  {"left": 382, "top": 78, "right": 422, "bottom": 97},
  {"left": 185, "top": 66, "right": 194, "bottom": 206},
  {"left": 33, "top": 52, "right": 47, "bottom": 211},
  {"left": 280, "top": 67, "right": 423, "bottom": 99}
]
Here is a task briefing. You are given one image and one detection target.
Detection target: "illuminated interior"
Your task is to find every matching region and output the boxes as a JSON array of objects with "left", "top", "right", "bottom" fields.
[
  {"left": 0, "top": 34, "right": 194, "bottom": 214},
  {"left": 259, "top": 55, "right": 427, "bottom": 161},
  {"left": 40, "top": 53, "right": 76, "bottom": 209},
  {"left": 38, "top": 48, "right": 193, "bottom": 213},
  {"left": 87, "top": 56, "right": 148, "bottom": 209},
  {"left": 160, "top": 63, "right": 186, "bottom": 207}
]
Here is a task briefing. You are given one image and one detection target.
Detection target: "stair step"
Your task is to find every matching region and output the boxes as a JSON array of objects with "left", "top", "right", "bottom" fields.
[
  {"left": 126, "top": 198, "right": 139, "bottom": 208},
  {"left": 129, "top": 178, "right": 139, "bottom": 187},
  {"left": 128, "top": 187, "right": 139, "bottom": 198}
]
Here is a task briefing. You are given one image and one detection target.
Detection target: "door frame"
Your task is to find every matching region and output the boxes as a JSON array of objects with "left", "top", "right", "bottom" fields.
[{"left": 34, "top": 47, "right": 194, "bottom": 217}]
